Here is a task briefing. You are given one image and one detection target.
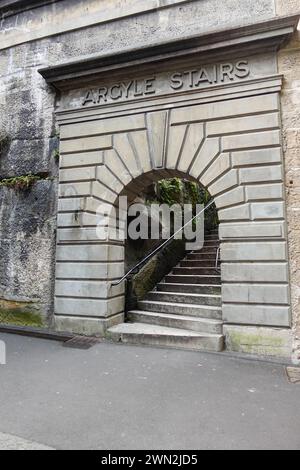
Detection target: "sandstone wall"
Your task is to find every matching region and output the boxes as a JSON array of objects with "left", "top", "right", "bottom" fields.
[{"left": 276, "top": 0, "right": 300, "bottom": 362}]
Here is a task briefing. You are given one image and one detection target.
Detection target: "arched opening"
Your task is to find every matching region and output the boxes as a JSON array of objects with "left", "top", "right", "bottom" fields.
[{"left": 107, "top": 169, "right": 221, "bottom": 350}]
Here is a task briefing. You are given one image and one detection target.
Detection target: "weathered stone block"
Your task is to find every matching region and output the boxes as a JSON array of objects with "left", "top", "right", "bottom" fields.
[
  {"left": 55, "top": 296, "right": 124, "bottom": 317},
  {"left": 56, "top": 244, "right": 123, "bottom": 262},
  {"left": 239, "top": 165, "right": 283, "bottom": 184},
  {"left": 55, "top": 279, "right": 124, "bottom": 298},
  {"left": 215, "top": 186, "right": 245, "bottom": 209},
  {"left": 219, "top": 221, "right": 285, "bottom": 239},
  {"left": 55, "top": 262, "right": 124, "bottom": 280},
  {"left": 60, "top": 151, "right": 103, "bottom": 168},
  {"left": 54, "top": 313, "right": 124, "bottom": 336},
  {"left": 250, "top": 201, "right": 285, "bottom": 220},
  {"left": 222, "top": 284, "right": 290, "bottom": 304},
  {"left": 207, "top": 113, "right": 280, "bottom": 137},
  {"left": 232, "top": 147, "right": 282, "bottom": 167},
  {"left": 60, "top": 135, "right": 112, "bottom": 154},
  {"left": 201, "top": 153, "right": 231, "bottom": 187},
  {"left": 221, "top": 241, "right": 287, "bottom": 261},
  {"left": 208, "top": 169, "right": 238, "bottom": 196},
  {"left": 246, "top": 183, "right": 284, "bottom": 201},
  {"left": 221, "top": 262, "right": 289, "bottom": 282},
  {"left": 60, "top": 114, "right": 146, "bottom": 139},
  {"left": 223, "top": 325, "right": 292, "bottom": 358},
  {"left": 223, "top": 304, "right": 290, "bottom": 327},
  {"left": 222, "top": 130, "right": 280, "bottom": 152},
  {"left": 218, "top": 203, "right": 250, "bottom": 221}
]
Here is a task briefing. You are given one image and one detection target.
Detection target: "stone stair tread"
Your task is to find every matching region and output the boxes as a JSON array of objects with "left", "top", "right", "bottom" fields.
[
  {"left": 139, "top": 300, "right": 222, "bottom": 311},
  {"left": 108, "top": 322, "right": 221, "bottom": 338},
  {"left": 150, "top": 291, "right": 221, "bottom": 299},
  {"left": 128, "top": 310, "right": 223, "bottom": 325},
  {"left": 158, "top": 282, "right": 221, "bottom": 288},
  {"left": 167, "top": 274, "right": 221, "bottom": 278}
]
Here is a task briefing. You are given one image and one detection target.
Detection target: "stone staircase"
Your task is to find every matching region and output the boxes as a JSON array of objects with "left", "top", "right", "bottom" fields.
[{"left": 108, "top": 229, "right": 224, "bottom": 352}]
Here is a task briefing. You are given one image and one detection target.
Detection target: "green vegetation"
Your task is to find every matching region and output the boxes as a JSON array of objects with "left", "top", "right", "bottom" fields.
[
  {"left": 0, "top": 309, "right": 43, "bottom": 327},
  {"left": 147, "top": 177, "right": 218, "bottom": 230},
  {"left": 52, "top": 149, "right": 60, "bottom": 161},
  {"left": 0, "top": 174, "right": 46, "bottom": 190}
]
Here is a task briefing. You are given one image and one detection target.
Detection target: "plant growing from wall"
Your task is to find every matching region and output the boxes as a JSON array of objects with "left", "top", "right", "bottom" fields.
[{"left": 0, "top": 174, "right": 47, "bottom": 190}]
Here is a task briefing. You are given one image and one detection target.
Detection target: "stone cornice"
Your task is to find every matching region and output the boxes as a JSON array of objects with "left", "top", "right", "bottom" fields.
[
  {"left": 0, "top": 0, "right": 60, "bottom": 17},
  {"left": 39, "top": 15, "right": 300, "bottom": 91}
]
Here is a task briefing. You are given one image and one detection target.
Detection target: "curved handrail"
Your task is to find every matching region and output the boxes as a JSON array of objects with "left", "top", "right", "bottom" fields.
[{"left": 111, "top": 199, "right": 215, "bottom": 286}]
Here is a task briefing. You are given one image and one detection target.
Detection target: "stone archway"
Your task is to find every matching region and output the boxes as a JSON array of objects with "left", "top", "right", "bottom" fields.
[{"left": 54, "top": 90, "right": 290, "bottom": 340}]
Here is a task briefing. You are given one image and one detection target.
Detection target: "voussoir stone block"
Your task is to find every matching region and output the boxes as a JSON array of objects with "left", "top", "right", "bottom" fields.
[
  {"left": 177, "top": 122, "right": 204, "bottom": 173},
  {"left": 208, "top": 169, "right": 238, "bottom": 196},
  {"left": 59, "top": 167, "right": 97, "bottom": 183},
  {"left": 60, "top": 114, "right": 146, "bottom": 139},
  {"left": 59, "top": 181, "right": 92, "bottom": 198},
  {"left": 215, "top": 186, "right": 245, "bottom": 209},
  {"left": 201, "top": 153, "right": 231, "bottom": 187},
  {"left": 60, "top": 135, "right": 112, "bottom": 154},
  {"left": 222, "top": 130, "right": 280, "bottom": 151},
  {"left": 239, "top": 165, "right": 283, "bottom": 184},
  {"left": 232, "top": 148, "right": 282, "bottom": 167},
  {"left": 218, "top": 203, "right": 250, "bottom": 221},
  {"left": 246, "top": 183, "right": 284, "bottom": 201},
  {"left": 60, "top": 151, "right": 103, "bottom": 168},
  {"left": 207, "top": 112, "right": 280, "bottom": 137}
]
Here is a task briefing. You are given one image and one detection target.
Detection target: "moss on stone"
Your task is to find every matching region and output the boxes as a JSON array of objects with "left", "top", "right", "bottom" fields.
[
  {"left": 0, "top": 308, "right": 43, "bottom": 327},
  {"left": 228, "top": 331, "right": 285, "bottom": 356},
  {"left": 0, "top": 298, "right": 44, "bottom": 327}
]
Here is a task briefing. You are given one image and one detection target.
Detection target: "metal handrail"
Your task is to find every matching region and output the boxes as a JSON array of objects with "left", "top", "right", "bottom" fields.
[{"left": 111, "top": 199, "right": 215, "bottom": 286}]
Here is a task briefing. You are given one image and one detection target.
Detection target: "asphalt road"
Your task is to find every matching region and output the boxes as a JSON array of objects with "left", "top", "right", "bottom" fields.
[{"left": 0, "top": 332, "right": 299, "bottom": 450}]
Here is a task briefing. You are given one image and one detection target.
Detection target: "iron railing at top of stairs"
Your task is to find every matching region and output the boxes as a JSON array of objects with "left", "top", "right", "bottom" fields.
[{"left": 111, "top": 198, "right": 216, "bottom": 287}]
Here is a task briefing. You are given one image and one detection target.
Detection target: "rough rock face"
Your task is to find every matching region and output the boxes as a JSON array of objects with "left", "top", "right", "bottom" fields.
[
  {"left": 276, "top": 0, "right": 300, "bottom": 363},
  {"left": 0, "top": 180, "right": 57, "bottom": 323}
]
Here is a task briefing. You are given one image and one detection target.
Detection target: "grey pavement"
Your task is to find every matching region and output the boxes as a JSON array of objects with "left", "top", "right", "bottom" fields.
[{"left": 0, "top": 332, "right": 299, "bottom": 450}]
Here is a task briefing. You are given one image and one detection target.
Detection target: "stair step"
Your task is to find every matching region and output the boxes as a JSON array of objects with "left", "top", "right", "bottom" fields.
[
  {"left": 165, "top": 274, "right": 221, "bottom": 285},
  {"left": 137, "top": 300, "right": 222, "bottom": 320},
  {"left": 180, "top": 260, "right": 218, "bottom": 267},
  {"left": 186, "top": 253, "right": 217, "bottom": 260},
  {"left": 127, "top": 310, "right": 223, "bottom": 334},
  {"left": 107, "top": 323, "right": 224, "bottom": 352},
  {"left": 173, "top": 267, "right": 220, "bottom": 275},
  {"left": 146, "top": 291, "right": 221, "bottom": 306},
  {"left": 157, "top": 283, "right": 221, "bottom": 294},
  {"left": 193, "top": 247, "right": 219, "bottom": 254}
]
